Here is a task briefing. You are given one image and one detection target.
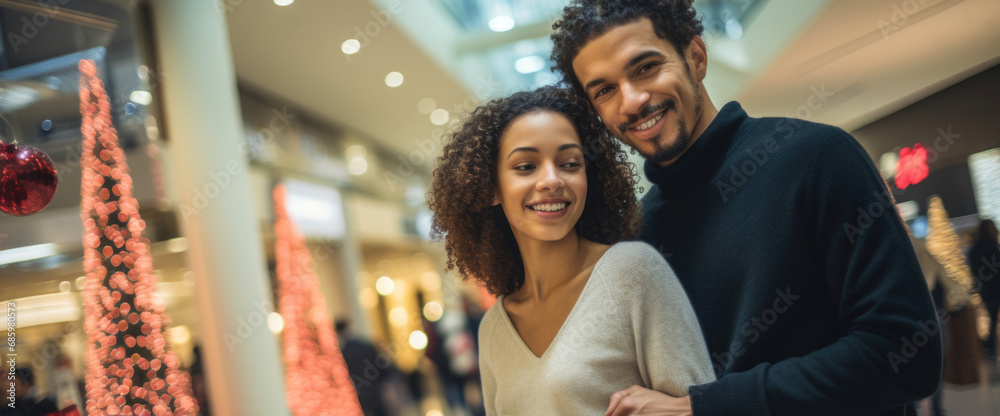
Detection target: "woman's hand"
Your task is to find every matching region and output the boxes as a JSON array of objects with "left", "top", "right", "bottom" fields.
[{"left": 605, "top": 385, "right": 693, "bottom": 416}]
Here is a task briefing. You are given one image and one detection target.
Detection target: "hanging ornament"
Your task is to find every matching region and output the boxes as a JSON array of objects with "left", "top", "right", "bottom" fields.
[{"left": 0, "top": 140, "right": 58, "bottom": 216}]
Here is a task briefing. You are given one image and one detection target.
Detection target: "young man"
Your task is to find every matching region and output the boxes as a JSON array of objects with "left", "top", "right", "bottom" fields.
[{"left": 550, "top": 1, "right": 943, "bottom": 415}]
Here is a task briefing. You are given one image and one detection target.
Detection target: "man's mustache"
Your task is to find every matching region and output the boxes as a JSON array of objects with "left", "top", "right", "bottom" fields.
[{"left": 617, "top": 99, "right": 675, "bottom": 132}]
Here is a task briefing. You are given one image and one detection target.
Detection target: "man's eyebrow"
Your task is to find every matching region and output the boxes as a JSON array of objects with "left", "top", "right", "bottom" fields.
[
  {"left": 583, "top": 78, "right": 606, "bottom": 94},
  {"left": 582, "top": 50, "right": 666, "bottom": 93},
  {"left": 626, "top": 50, "right": 665, "bottom": 69}
]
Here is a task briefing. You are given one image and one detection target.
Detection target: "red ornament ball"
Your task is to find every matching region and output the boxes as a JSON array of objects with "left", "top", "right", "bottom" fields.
[{"left": 0, "top": 142, "right": 58, "bottom": 216}]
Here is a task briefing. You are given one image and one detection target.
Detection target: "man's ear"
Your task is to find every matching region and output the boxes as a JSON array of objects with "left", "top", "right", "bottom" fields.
[{"left": 686, "top": 36, "right": 708, "bottom": 82}]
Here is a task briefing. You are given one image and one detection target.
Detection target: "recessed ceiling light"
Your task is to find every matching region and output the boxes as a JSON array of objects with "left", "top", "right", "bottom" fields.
[
  {"left": 417, "top": 98, "right": 436, "bottom": 114},
  {"left": 430, "top": 109, "right": 449, "bottom": 125},
  {"left": 385, "top": 71, "right": 404, "bottom": 87},
  {"left": 348, "top": 158, "right": 368, "bottom": 175},
  {"left": 274, "top": 0, "right": 293, "bottom": 6},
  {"left": 341, "top": 39, "right": 361, "bottom": 55},
  {"left": 488, "top": 16, "right": 515, "bottom": 32},
  {"left": 515, "top": 55, "right": 546, "bottom": 74}
]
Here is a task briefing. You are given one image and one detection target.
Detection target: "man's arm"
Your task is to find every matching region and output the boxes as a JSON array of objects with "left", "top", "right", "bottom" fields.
[{"left": 688, "top": 132, "right": 942, "bottom": 416}]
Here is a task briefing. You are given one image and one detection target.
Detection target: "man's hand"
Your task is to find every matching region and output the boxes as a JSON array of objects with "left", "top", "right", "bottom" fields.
[{"left": 605, "top": 385, "right": 693, "bottom": 416}]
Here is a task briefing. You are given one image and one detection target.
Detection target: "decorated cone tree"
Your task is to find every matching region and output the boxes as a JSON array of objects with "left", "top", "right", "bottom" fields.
[
  {"left": 273, "top": 185, "right": 362, "bottom": 415},
  {"left": 78, "top": 59, "right": 198, "bottom": 416},
  {"left": 926, "top": 195, "right": 989, "bottom": 339}
]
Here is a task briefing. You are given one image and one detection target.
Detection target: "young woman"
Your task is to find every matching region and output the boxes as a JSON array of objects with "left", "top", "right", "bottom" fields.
[{"left": 429, "top": 86, "right": 714, "bottom": 415}]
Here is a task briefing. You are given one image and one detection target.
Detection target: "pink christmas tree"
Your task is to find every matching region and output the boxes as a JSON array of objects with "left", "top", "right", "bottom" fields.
[
  {"left": 78, "top": 59, "right": 198, "bottom": 416},
  {"left": 273, "top": 184, "right": 362, "bottom": 415}
]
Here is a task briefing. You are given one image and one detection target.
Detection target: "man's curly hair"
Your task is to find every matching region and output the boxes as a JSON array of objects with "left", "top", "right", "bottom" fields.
[
  {"left": 429, "top": 86, "right": 640, "bottom": 297},
  {"left": 551, "top": 0, "right": 704, "bottom": 95}
]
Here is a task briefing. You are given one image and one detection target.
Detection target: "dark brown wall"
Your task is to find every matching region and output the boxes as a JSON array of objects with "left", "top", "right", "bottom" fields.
[{"left": 852, "top": 63, "right": 1000, "bottom": 171}]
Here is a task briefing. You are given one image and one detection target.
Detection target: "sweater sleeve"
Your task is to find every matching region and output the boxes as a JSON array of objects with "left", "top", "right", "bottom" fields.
[
  {"left": 690, "top": 132, "right": 943, "bottom": 415},
  {"left": 626, "top": 243, "right": 716, "bottom": 396}
]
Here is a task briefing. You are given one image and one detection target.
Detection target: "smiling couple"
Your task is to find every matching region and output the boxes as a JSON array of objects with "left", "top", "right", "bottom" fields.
[{"left": 428, "top": 1, "right": 943, "bottom": 415}]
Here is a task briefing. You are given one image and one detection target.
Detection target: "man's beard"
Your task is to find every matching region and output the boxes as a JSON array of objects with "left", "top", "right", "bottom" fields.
[
  {"left": 616, "top": 98, "right": 692, "bottom": 165},
  {"left": 617, "top": 86, "right": 704, "bottom": 165},
  {"left": 644, "top": 115, "right": 691, "bottom": 165}
]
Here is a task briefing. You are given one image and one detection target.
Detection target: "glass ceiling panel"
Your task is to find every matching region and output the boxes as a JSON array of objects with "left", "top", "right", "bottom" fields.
[{"left": 440, "top": 0, "right": 765, "bottom": 90}]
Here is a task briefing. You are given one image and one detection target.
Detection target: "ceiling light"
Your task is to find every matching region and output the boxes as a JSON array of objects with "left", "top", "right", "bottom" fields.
[
  {"left": 417, "top": 98, "right": 436, "bottom": 114},
  {"left": 385, "top": 71, "right": 404, "bottom": 87},
  {"left": 267, "top": 312, "right": 284, "bottom": 333},
  {"left": 167, "top": 237, "right": 188, "bottom": 253},
  {"left": 488, "top": 16, "right": 515, "bottom": 32},
  {"left": 274, "top": 0, "right": 294, "bottom": 6},
  {"left": 423, "top": 301, "right": 444, "bottom": 322},
  {"left": 375, "top": 276, "right": 395, "bottom": 296},
  {"left": 129, "top": 90, "right": 152, "bottom": 106},
  {"left": 348, "top": 158, "right": 368, "bottom": 175},
  {"left": 515, "top": 55, "right": 545, "bottom": 74},
  {"left": 0, "top": 243, "right": 58, "bottom": 265},
  {"left": 341, "top": 39, "right": 360, "bottom": 55},
  {"left": 409, "top": 330, "right": 428, "bottom": 350},
  {"left": 725, "top": 19, "right": 743, "bottom": 40},
  {"left": 430, "top": 109, "right": 449, "bottom": 125},
  {"left": 345, "top": 144, "right": 367, "bottom": 159}
]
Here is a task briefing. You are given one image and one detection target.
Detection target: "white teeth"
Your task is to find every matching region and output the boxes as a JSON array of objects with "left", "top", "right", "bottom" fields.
[
  {"left": 530, "top": 202, "right": 567, "bottom": 212},
  {"left": 634, "top": 112, "right": 664, "bottom": 131}
]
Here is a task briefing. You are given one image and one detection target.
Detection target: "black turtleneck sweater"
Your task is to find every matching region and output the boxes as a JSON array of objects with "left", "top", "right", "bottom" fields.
[{"left": 640, "top": 102, "right": 942, "bottom": 416}]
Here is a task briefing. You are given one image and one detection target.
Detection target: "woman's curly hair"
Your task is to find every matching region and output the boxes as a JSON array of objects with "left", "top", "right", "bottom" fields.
[
  {"left": 550, "top": 0, "right": 703, "bottom": 95},
  {"left": 429, "top": 86, "right": 640, "bottom": 297}
]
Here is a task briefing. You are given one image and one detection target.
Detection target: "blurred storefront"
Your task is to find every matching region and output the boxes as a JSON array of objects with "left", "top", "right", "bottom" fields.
[{"left": 0, "top": 1, "right": 487, "bottom": 415}]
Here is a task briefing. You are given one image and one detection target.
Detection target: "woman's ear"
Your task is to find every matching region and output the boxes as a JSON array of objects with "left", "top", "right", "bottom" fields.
[{"left": 492, "top": 190, "right": 500, "bottom": 206}]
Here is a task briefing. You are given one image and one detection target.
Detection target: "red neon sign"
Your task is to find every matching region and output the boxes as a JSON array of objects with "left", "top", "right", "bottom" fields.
[{"left": 894, "top": 144, "right": 928, "bottom": 189}]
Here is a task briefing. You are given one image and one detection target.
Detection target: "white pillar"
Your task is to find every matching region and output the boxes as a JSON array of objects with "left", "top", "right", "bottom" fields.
[{"left": 149, "top": 1, "right": 289, "bottom": 415}]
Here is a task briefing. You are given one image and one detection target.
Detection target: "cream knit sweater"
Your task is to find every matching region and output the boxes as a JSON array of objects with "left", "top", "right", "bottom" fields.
[{"left": 479, "top": 241, "right": 716, "bottom": 415}]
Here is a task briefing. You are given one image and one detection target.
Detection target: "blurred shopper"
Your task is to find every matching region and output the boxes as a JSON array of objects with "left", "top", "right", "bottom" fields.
[
  {"left": 336, "top": 320, "right": 398, "bottom": 416},
  {"left": 430, "top": 86, "right": 714, "bottom": 415},
  {"left": 912, "top": 232, "right": 968, "bottom": 416},
  {"left": 969, "top": 219, "right": 1000, "bottom": 359},
  {"left": 1, "top": 368, "right": 59, "bottom": 416},
  {"left": 188, "top": 346, "right": 211, "bottom": 416},
  {"left": 550, "top": 1, "right": 942, "bottom": 414}
]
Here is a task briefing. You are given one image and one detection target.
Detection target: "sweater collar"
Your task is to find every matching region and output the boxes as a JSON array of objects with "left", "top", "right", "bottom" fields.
[{"left": 643, "top": 101, "right": 747, "bottom": 189}]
